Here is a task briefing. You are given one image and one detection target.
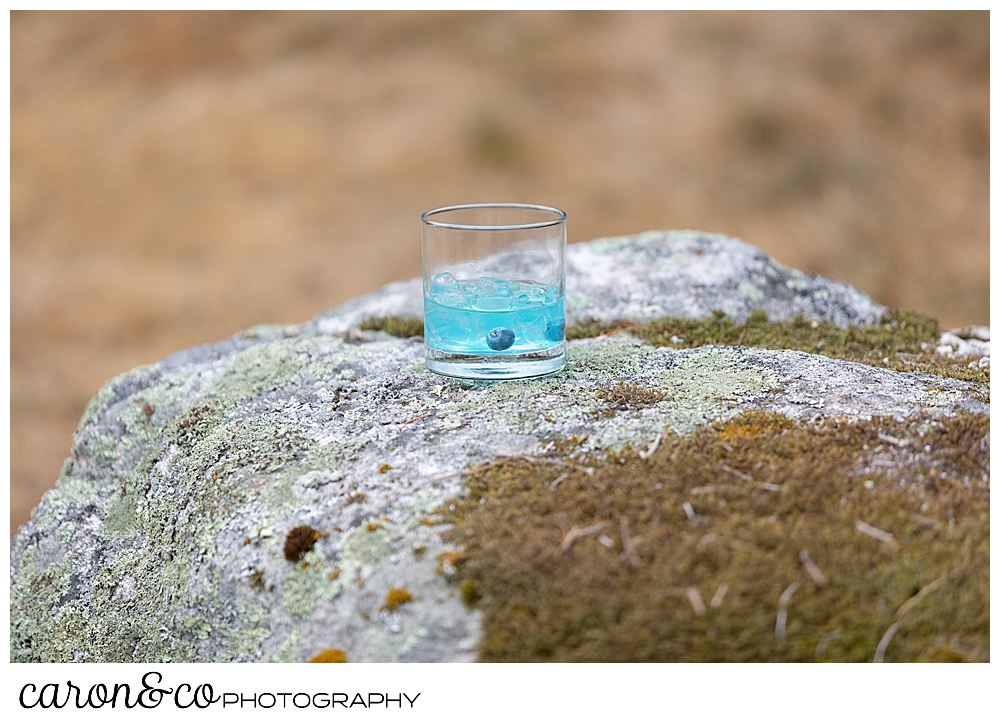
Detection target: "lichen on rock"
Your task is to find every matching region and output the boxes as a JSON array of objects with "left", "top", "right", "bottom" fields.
[{"left": 10, "top": 231, "right": 988, "bottom": 663}]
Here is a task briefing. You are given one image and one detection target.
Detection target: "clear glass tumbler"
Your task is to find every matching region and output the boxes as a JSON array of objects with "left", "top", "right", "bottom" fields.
[{"left": 422, "top": 203, "right": 567, "bottom": 380}]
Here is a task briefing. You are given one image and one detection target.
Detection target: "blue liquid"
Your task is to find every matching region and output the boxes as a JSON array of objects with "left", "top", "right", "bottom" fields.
[{"left": 424, "top": 275, "right": 565, "bottom": 356}]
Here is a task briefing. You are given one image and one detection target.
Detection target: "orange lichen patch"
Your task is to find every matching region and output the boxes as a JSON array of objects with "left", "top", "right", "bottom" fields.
[
  {"left": 720, "top": 411, "right": 795, "bottom": 439},
  {"left": 283, "top": 525, "right": 327, "bottom": 562},
  {"left": 365, "top": 521, "right": 382, "bottom": 532},
  {"left": 378, "top": 464, "right": 392, "bottom": 474},
  {"left": 381, "top": 587, "right": 413, "bottom": 611},
  {"left": 308, "top": 649, "right": 347, "bottom": 663},
  {"left": 328, "top": 570, "right": 341, "bottom": 581}
]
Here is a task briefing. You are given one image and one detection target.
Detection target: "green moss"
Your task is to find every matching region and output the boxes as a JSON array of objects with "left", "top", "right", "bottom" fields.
[
  {"left": 444, "top": 411, "right": 989, "bottom": 662},
  {"left": 360, "top": 316, "right": 425, "bottom": 338},
  {"left": 567, "top": 309, "right": 988, "bottom": 387},
  {"left": 595, "top": 381, "right": 671, "bottom": 408}
]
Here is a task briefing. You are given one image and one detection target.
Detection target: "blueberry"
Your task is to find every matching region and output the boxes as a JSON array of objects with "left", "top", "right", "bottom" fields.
[
  {"left": 486, "top": 327, "right": 515, "bottom": 351},
  {"left": 544, "top": 318, "right": 565, "bottom": 343}
]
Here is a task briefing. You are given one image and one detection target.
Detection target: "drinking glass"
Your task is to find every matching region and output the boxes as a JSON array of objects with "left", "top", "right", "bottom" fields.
[{"left": 422, "top": 203, "right": 567, "bottom": 379}]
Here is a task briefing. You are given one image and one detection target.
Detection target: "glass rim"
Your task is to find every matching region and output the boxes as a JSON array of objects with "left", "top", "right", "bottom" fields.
[{"left": 421, "top": 203, "right": 567, "bottom": 231}]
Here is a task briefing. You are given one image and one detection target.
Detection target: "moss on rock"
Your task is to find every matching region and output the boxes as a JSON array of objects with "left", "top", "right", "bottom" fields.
[
  {"left": 568, "top": 309, "right": 988, "bottom": 386},
  {"left": 444, "top": 411, "right": 989, "bottom": 662},
  {"left": 360, "top": 316, "right": 425, "bottom": 338}
]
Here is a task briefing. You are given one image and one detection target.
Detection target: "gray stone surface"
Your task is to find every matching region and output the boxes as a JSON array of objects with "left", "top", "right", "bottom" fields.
[
  {"left": 10, "top": 231, "right": 988, "bottom": 663},
  {"left": 309, "top": 229, "right": 888, "bottom": 335}
]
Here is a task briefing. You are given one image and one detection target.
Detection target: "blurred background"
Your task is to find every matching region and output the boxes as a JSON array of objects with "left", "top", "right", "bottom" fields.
[{"left": 10, "top": 10, "right": 989, "bottom": 536}]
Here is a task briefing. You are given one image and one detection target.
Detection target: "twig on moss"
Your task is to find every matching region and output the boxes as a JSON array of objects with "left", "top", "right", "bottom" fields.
[
  {"left": 709, "top": 583, "right": 729, "bottom": 609},
  {"left": 548, "top": 473, "right": 569, "bottom": 490},
  {"left": 719, "top": 462, "right": 753, "bottom": 482},
  {"left": 855, "top": 520, "right": 897, "bottom": 546},
  {"left": 799, "top": 549, "right": 827, "bottom": 586},
  {"left": 895, "top": 576, "right": 945, "bottom": 620},
  {"left": 873, "top": 621, "right": 901, "bottom": 663},
  {"left": 638, "top": 434, "right": 662, "bottom": 460},
  {"left": 559, "top": 521, "right": 609, "bottom": 555},
  {"left": 775, "top": 582, "right": 799, "bottom": 640},
  {"left": 815, "top": 628, "right": 843, "bottom": 659},
  {"left": 874, "top": 576, "right": 946, "bottom": 663},
  {"left": 910, "top": 513, "right": 943, "bottom": 530},
  {"left": 685, "top": 587, "right": 707, "bottom": 616},
  {"left": 619, "top": 517, "right": 642, "bottom": 567},
  {"left": 521, "top": 456, "right": 595, "bottom": 475}
]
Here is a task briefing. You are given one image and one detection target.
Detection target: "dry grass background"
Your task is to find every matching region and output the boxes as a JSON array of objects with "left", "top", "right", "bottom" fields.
[{"left": 10, "top": 10, "right": 989, "bottom": 535}]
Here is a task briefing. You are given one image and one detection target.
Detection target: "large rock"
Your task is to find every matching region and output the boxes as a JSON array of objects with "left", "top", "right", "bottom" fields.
[
  {"left": 9, "top": 231, "right": 987, "bottom": 663},
  {"left": 311, "top": 229, "right": 886, "bottom": 335}
]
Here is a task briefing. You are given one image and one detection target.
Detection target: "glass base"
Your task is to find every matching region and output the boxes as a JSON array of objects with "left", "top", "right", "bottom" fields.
[{"left": 425, "top": 344, "right": 566, "bottom": 380}]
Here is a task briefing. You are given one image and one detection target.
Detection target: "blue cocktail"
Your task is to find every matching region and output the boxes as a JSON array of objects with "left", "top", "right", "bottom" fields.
[
  {"left": 421, "top": 204, "right": 567, "bottom": 379},
  {"left": 424, "top": 275, "right": 565, "bottom": 357}
]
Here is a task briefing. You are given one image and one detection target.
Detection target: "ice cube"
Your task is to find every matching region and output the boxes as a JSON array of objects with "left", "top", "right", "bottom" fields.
[
  {"left": 431, "top": 272, "right": 458, "bottom": 289},
  {"left": 514, "top": 286, "right": 545, "bottom": 307},
  {"left": 474, "top": 294, "right": 509, "bottom": 311},
  {"left": 522, "top": 313, "right": 546, "bottom": 331},
  {"left": 475, "top": 277, "right": 498, "bottom": 294},
  {"left": 434, "top": 292, "right": 465, "bottom": 308}
]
